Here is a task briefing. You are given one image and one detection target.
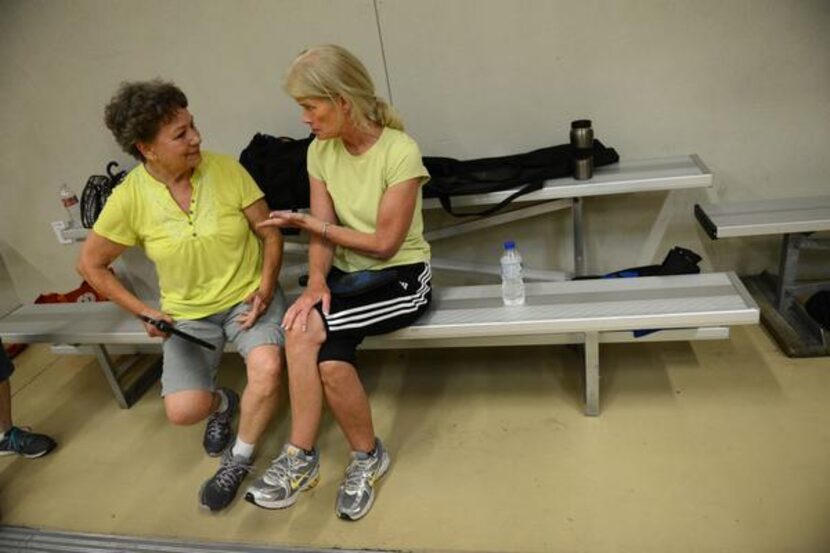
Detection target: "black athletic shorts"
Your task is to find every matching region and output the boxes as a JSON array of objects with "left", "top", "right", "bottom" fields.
[
  {"left": 0, "top": 338, "right": 14, "bottom": 382},
  {"left": 315, "top": 262, "right": 432, "bottom": 365}
]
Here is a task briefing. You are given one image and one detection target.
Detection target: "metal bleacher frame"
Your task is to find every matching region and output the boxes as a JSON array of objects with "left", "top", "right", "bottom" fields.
[
  {"left": 0, "top": 154, "right": 756, "bottom": 415},
  {"left": 695, "top": 195, "right": 830, "bottom": 356}
]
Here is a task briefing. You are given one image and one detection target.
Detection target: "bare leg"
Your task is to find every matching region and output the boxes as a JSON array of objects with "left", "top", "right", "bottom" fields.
[
  {"left": 163, "top": 389, "right": 216, "bottom": 425},
  {"left": 237, "top": 344, "right": 282, "bottom": 444},
  {"left": 319, "top": 360, "right": 375, "bottom": 453},
  {"left": 284, "top": 309, "right": 327, "bottom": 450},
  {"left": 0, "top": 379, "right": 12, "bottom": 433}
]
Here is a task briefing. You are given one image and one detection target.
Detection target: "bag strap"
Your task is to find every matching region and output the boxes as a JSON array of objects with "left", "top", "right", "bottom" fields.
[{"left": 437, "top": 180, "right": 545, "bottom": 217}]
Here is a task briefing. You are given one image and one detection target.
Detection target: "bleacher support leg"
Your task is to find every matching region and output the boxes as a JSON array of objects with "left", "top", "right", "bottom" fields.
[
  {"left": 573, "top": 197, "right": 587, "bottom": 277},
  {"left": 584, "top": 332, "right": 600, "bottom": 416},
  {"left": 91, "top": 345, "right": 161, "bottom": 409}
]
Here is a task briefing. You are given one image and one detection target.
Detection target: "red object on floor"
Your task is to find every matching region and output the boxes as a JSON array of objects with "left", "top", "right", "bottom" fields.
[
  {"left": 34, "top": 280, "right": 107, "bottom": 305},
  {"left": 4, "top": 280, "right": 106, "bottom": 359},
  {"left": 3, "top": 342, "right": 27, "bottom": 359}
]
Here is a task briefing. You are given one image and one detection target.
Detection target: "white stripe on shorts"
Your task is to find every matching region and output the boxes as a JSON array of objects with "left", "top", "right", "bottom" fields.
[{"left": 325, "top": 264, "right": 431, "bottom": 332}]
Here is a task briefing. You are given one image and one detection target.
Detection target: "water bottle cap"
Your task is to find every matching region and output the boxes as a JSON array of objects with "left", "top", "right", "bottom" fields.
[{"left": 503, "top": 240, "right": 516, "bottom": 250}]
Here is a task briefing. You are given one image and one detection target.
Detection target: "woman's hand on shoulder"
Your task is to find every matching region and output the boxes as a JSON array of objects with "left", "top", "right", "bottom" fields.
[{"left": 282, "top": 281, "right": 330, "bottom": 332}]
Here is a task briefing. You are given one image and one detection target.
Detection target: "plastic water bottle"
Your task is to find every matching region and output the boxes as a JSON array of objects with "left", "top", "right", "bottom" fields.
[
  {"left": 500, "top": 240, "right": 526, "bottom": 306},
  {"left": 59, "top": 184, "right": 81, "bottom": 227}
]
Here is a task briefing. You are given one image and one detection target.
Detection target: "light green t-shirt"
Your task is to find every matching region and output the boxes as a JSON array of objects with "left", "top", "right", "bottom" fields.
[
  {"left": 307, "top": 127, "right": 431, "bottom": 272},
  {"left": 93, "top": 151, "right": 264, "bottom": 319}
]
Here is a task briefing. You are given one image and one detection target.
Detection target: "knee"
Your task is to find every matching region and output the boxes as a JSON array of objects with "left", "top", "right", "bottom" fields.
[
  {"left": 246, "top": 353, "right": 282, "bottom": 397},
  {"left": 285, "top": 317, "right": 326, "bottom": 358},
  {"left": 285, "top": 326, "right": 325, "bottom": 353},
  {"left": 319, "top": 361, "right": 347, "bottom": 391},
  {"left": 164, "top": 392, "right": 213, "bottom": 425}
]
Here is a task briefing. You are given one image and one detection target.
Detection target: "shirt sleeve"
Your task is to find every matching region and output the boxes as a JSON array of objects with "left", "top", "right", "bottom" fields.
[
  {"left": 92, "top": 185, "right": 138, "bottom": 247},
  {"left": 231, "top": 157, "right": 265, "bottom": 209},
  {"left": 306, "top": 138, "right": 324, "bottom": 181},
  {"left": 386, "top": 136, "right": 430, "bottom": 189}
]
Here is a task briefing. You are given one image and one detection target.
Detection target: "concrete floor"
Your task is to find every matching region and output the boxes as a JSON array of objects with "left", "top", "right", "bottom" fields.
[{"left": 1, "top": 325, "right": 829, "bottom": 552}]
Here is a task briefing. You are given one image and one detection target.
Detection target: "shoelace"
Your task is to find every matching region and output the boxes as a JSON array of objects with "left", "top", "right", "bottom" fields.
[
  {"left": 205, "top": 411, "right": 231, "bottom": 442},
  {"left": 343, "top": 456, "right": 376, "bottom": 495},
  {"left": 213, "top": 454, "right": 252, "bottom": 491},
  {"left": 264, "top": 452, "right": 307, "bottom": 487},
  {"left": 3, "top": 427, "right": 31, "bottom": 452}
]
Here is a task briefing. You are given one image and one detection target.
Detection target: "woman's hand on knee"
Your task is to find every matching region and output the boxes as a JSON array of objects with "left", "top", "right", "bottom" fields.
[
  {"left": 236, "top": 289, "right": 271, "bottom": 330},
  {"left": 283, "top": 284, "right": 330, "bottom": 332}
]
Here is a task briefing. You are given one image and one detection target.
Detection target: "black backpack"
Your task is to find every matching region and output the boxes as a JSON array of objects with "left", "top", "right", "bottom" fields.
[
  {"left": 423, "top": 140, "right": 620, "bottom": 217},
  {"left": 805, "top": 291, "right": 830, "bottom": 331},
  {"left": 80, "top": 161, "right": 128, "bottom": 228},
  {"left": 239, "top": 133, "right": 313, "bottom": 212},
  {"left": 601, "top": 246, "right": 703, "bottom": 279},
  {"left": 596, "top": 246, "right": 703, "bottom": 338}
]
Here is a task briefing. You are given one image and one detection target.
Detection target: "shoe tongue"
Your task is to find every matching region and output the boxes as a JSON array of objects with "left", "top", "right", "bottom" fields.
[
  {"left": 353, "top": 450, "right": 372, "bottom": 461},
  {"left": 226, "top": 450, "right": 251, "bottom": 464}
]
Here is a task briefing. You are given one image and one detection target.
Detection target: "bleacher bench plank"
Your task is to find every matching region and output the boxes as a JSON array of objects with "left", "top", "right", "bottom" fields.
[
  {"left": 0, "top": 272, "right": 758, "bottom": 415},
  {"left": 694, "top": 195, "right": 830, "bottom": 239},
  {"left": 423, "top": 154, "right": 712, "bottom": 210}
]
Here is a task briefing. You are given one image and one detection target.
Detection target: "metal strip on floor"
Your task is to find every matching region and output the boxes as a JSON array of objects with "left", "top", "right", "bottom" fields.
[{"left": 0, "top": 525, "right": 390, "bottom": 553}]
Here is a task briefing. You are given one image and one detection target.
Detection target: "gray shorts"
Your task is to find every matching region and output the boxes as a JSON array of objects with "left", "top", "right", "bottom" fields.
[{"left": 160, "top": 288, "right": 286, "bottom": 396}]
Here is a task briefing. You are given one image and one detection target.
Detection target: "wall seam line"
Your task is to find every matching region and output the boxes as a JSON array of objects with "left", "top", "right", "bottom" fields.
[{"left": 372, "top": 0, "right": 394, "bottom": 104}]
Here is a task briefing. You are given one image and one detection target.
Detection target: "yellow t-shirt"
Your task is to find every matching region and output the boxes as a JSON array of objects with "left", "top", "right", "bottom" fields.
[
  {"left": 93, "top": 151, "right": 265, "bottom": 319},
  {"left": 307, "top": 127, "right": 431, "bottom": 272}
]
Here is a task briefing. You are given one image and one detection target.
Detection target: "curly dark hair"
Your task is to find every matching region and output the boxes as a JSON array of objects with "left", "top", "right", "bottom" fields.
[{"left": 104, "top": 80, "right": 189, "bottom": 160}]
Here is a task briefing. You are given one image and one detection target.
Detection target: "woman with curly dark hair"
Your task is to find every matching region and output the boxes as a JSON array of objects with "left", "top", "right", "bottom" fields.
[{"left": 77, "top": 79, "right": 285, "bottom": 512}]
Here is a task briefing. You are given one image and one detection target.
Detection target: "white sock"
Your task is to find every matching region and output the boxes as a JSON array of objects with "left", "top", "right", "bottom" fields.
[
  {"left": 216, "top": 389, "right": 229, "bottom": 413},
  {"left": 231, "top": 437, "right": 255, "bottom": 460}
]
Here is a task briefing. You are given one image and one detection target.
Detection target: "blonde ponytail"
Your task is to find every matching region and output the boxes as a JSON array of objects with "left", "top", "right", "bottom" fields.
[{"left": 372, "top": 97, "right": 404, "bottom": 131}]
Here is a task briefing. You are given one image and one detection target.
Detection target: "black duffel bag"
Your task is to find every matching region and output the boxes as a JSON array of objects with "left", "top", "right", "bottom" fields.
[
  {"left": 423, "top": 140, "right": 619, "bottom": 217},
  {"left": 239, "top": 133, "right": 314, "bottom": 236}
]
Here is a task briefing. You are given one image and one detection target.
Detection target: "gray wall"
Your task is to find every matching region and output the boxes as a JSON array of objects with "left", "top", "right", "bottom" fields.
[{"left": 1, "top": 0, "right": 828, "bottom": 299}]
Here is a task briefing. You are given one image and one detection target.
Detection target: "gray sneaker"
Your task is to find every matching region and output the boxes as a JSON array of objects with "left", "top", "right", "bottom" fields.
[
  {"left": 203, "top": 387, "right": 239, "bottom": 457},
  {"left": 335, "top": 438, "right": 390, "bottom": 521},
  {"left": 244, "top": 443, "right": 320, "bottom": 510}
]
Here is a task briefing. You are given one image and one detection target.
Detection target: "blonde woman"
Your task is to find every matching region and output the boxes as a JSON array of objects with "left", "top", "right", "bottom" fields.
[{"left": 248, "top": 45, "right": 432, "bottom": 520}]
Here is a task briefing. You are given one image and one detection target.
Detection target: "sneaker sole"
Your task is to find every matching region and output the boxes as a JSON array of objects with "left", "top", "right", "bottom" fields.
[
  {"left": 0, "top": 447, "right": 56, "bottom": 459},
  {"left": 244, "top": 473, "right": 320, "bottom": 510},
  {"left": 336, "top": 451, "right": 391, "bottom": 522}
]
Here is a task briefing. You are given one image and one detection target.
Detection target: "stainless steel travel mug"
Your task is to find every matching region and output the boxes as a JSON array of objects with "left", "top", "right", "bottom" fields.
[
  {"left": 570, "top": 119, "right": 593, "bottom": 149},
  {"left": 573, "top": 155, "right": 593, "bottom": 180}
]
